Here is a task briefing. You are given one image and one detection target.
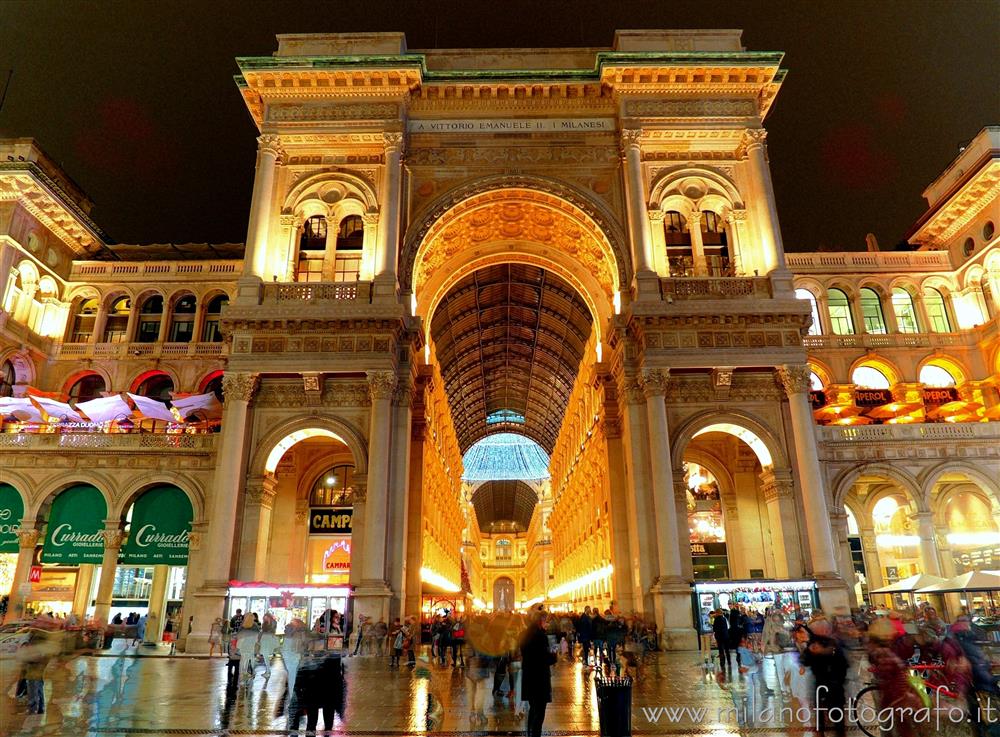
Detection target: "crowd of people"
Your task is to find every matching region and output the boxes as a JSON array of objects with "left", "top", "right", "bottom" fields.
[{"left": 707, "top": 602, "right": 1000, "bottom": 735}]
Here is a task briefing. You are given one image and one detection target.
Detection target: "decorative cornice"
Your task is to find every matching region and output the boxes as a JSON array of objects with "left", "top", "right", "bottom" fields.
[
  {"left": 367, "top": 370, "right": 397, "bottom": 401},
  {"left": 223, "top": 372, "right": 260, "bottom": 403},
  {"left": 775, "top": 364, "right": 811, "bottom": 396}
]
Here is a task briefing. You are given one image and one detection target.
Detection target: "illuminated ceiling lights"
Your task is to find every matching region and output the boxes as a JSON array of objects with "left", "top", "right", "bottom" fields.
[
  {"left": 420, "top": 566, "right": 460, "bottom": 592},
  {"left": 548, "top": 564, "right": 613, "bottom": 599}
]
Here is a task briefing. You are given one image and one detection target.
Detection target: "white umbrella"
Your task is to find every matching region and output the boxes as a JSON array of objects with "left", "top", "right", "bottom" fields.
[
  {"left": 170, "top": 392, "right": 223, "bottom": 420},
  {"left": 0, "top": 397, "right": 45, "bottom": 422},
  {"left": 31, "top": 396, "right": 85, "bottom": 423},
  {"left": 869, "top": 573, "right": 948, "bottom": 594},
  {"left": 75, "top": 395, "right": 134, "bottom": 423},
  {"left": 127, "top": 393, "right": 177, "bottom": 422},
  {"left": 916, "top": 571, "right": 1000, "bottom": 594}
]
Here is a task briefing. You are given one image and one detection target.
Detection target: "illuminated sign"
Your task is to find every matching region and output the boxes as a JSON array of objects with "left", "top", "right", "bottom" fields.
[
  {"left": 309, "top": 507, "right": 353, "bottom": 535},
  {"left": 922, "top": 387, "right": 959, "bottom": 405},
  {"left": 854, "top": 389, "right": 892, "bottom": 407}
]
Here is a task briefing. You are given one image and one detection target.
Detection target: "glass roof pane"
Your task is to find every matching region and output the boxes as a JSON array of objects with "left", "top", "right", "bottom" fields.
[{"left": 462, "top": 432, "right": 550, "bottom": 482}]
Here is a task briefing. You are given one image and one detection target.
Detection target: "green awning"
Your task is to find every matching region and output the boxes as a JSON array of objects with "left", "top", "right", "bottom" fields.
[
  {"left": 0, "top": 484, "right": 24, "bottom": 553},
  {"left": 42, "top": 484, "right": 107, "bottom": 564},
  {"left": 121, "top": 485, "right": 192, "bottom": 565}
]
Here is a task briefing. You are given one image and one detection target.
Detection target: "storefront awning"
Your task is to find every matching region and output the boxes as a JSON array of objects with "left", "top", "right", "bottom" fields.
[
  {"left": 42, "top": 485, "right": 107, "bottom": 564},
  {"left": 121, "top": 485, "right": 192, "bottom": 565},
  {"left": 916, "top": 571, "right": 1000, "bottom": 594},
  {"left": 869, "top": 573, "right": 947, "bottom": 594}
]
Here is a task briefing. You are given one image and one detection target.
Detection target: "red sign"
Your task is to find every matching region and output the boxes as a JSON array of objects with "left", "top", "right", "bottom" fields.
[
  {"left": 854, "top": 389, "right": 892, "bottom": 407},
  {"left": 28, "top": 566, "right": 42, "bottom": 583},
  {"left": 923, "top": 387, "right": 959, "bottom": 405}
]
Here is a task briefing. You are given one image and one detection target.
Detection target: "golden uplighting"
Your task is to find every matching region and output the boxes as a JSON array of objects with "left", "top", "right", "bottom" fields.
[{"left": 865, "top": 401, "right": 922, "bottom": 420}]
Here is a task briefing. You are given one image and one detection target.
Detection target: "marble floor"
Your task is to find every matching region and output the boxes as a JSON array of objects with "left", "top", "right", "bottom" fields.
[{"left": 1, "top": 647, "right": 858, "bottom": 736}]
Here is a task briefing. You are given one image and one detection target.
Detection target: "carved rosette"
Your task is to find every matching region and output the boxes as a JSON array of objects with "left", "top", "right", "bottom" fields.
[
  {"left": 100, "top": 528, "right": 125, "bottom": 550},
  {"left": 775, "top": 364, "right": 812, "bottom": 396},
  {"left": 258, "top": 134, "right": 286, "bottom": 160},
  {"left": 367, "top": 371, "right": 397, "bottom": 402},
  {"left": 14, "top": 528, "right": 40, "bottom": 549},
  {"left": 223, "top": 373, "right": 260, "bottom": 403},
  {"left": 640, "top": 369, "right": 670, "bottom": 398}
]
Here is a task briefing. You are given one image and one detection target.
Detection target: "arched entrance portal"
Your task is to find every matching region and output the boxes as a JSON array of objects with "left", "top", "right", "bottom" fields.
[
  {"left": 493, "top": 577, "right": 515, "bottom": 612},
  {"left": 232, "top": 426, "right": 363, "bottom": 633}
]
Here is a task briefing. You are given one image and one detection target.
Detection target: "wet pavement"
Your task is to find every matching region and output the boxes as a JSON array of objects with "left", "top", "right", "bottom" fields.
[{"left": 1, "top": 646, "right": 857, "bottom": 736}]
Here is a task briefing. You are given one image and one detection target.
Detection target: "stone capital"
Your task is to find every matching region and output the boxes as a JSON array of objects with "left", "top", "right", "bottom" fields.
[
  {"left": 383, "top": 131, "right": 405, "bottom": 155},
  {"left": 100, "top": 527, "right": 125, "bottom": 550},
  {"left": 350, "top": 477, "right": 368, "bottom": 502},
  {"left": 759, "top": 468, "right": 794, "bottom": 504},
  {"left": 738, "top": 127, "right": 768, "bottom": 156},
  {"left": 361, "top": 212, "right": 380, "bottom": 226},
  {"left": 14, "top": 527, "right": 40, "bottom": 549},
  {"left": 725, "top": 208, "right": 748, "bottom": 224},
  {"left": 367, "top": 370, "right": 397, "bottom": 402},
  {"left": 647, "top": 208, "right": 665, "bottom": 223},
  {"left": 687, "top": 210, "right": 703, "bottom": 227},
  {"left": 223, "top": 372, "right": 260, "bottom": 403},
  {"left": 246, "top": 477, "right": 278, "bottom": 510},
  {"left": 619, "top": 127, "right": 643, "bottom": 150},
  {"left": 640, "top": 368, "right": 670, "bottom": 398},
  {"left": 775, "top": 364, "right": 812, "bottom": 396},
  {"left": 622, "top": 378, "right": 645, "bottom": 406},
  {"left": 258, "top": 133, "right": 286, "bottom": 159}
]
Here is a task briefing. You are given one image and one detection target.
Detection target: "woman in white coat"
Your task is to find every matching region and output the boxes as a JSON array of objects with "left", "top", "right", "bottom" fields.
[
  {"left": 236, "top": 617, "right": 259, "bottom": 685},
  {"left": 282, "top": 619, "right": 307, "bottom": 703}
]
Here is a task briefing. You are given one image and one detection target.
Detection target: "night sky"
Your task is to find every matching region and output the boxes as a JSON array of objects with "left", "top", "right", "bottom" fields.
[{"left": 1, "top": 1, "right": 997, "bottom": 252}]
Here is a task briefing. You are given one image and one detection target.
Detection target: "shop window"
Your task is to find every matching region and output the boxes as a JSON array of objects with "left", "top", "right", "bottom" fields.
[
  {"left": 167, "top": 295, "right": 197, "bottom": 343},
  {"left": 201, "top": 295, "right": 228, "bottom": 342},
  {"left": 923, "top": 288, "right": 952, "bottom": 332},
  {"left": 684, "top": 462, "right": 729, "bottom": 580},
  {"left": 69, "top": 374, "right": 106, "bottom": 403},
  {"left": 945, "top": 491, "right": 1000, "bottom": 573},
  {"left": 663, "top": 211, "right": 693, "bottom": 276},
  {"left": 919, "top": 364, "right": 956, "bottom": 387},
  {"left": 137, "top": 296, "right": 164, "bottom": 343},
  {"left": 891, "top": 288, "right": 920, "bottom": 333},
  {"left": 0, "top": 360, "right": 15, "bottom": 397},
  {"left": 310, "top": 464, "right": 355, "bottom": 506},
  {"left": 297, "top": 215, "right": 327, "bottom": 283},
  {"left": 70, "top": 297, "right": 99, "bottom": 342},
  {"left": 872, "top": 496, "right": 920, "bottom": 584},
  {"left": 102, "top": 297, "right": 131, "bottom": 343},
  {"left": 851, "top": 365, "right": 891, "bottom": 389},
  {"left": 827, "top": 288, "right": 855, "bottom": 335},
  {"left": 795, "top": 288, "right": 822, "bottom": 335},
  {"left": 859, "top": 288, "right": 887, "bottom": 334},
  {"left": 137, "top": 373, "right": 173, "bottom": 402}
]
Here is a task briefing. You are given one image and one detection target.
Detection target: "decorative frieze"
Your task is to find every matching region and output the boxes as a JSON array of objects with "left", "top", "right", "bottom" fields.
[
  {"left": 405, "top": 145, "right": 619, "bottom": 167},
  {"left": 267, "top": 102, "right": 399, "bottom": 122},
  {"left": 255, "top": 381, "right": 371, "bottom": 408},
  {"left": 625, "top": 99, "right": 758, "bottom": 118}
]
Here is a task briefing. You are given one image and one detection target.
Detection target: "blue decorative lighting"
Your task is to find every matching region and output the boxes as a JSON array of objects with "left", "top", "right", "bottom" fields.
[
  {"left": 462, "top": 432, "right": 550, "bottom": 482},
  {"left": 486, "top": 409, "right": 525, "bottom": 425}
]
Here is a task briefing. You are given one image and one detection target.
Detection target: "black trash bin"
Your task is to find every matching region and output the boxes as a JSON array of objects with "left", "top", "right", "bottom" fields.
[{"left": 595, "top": 673, "right": 632, "bottom": 737}]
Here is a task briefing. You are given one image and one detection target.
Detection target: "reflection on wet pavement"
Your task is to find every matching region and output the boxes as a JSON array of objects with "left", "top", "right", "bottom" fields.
[{"left": 0, "top": 648, "right": 814, "bottom": 736}]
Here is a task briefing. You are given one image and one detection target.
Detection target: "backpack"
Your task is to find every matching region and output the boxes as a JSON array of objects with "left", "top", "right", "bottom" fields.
[
  {"left": 453, "top": 622, "right": 465, "bottom": 639},
  {"left": 393, "top": 631, "right": 404, "bottom": 650}
]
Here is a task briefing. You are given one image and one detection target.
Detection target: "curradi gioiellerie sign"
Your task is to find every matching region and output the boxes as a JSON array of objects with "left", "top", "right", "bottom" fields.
[
  {"left": 121, "top": 485, "right": 193, "bottom": 565},
  {"left": 309, "top": 507, "right": 353, "bottom": 535},
  {"left": 42, "top": 484, "right": 107, "bottom": 564}
]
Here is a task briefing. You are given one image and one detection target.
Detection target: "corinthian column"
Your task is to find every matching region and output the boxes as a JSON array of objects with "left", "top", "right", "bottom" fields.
[
  {"left": 93, "top": 526, "right": 125, "bottom": 624},
  {"left": 741, "top": 129, "right": 787, "bottom": 275},
  {"left": 912, "top": 512, "right": 942, "bottom": 576},
  {"left": 242, "top": 135, "right": 284, "bottom": 283},
  {"left": 620, "top": 128, "right": 657, "bottom": 299},
  {"left": 187, "top": 371, "right": 258, "bottom": 652},
  {"left": 354, "top": 370, "right": 396, "bottom": 624},
  {"left": 776, "top": 364, "right": 849, "bottom": 610},
  {"left": 374, "top": 132, "right": 404, "bottom": 297},
  {"left": 4, "top": 527, "right": 40, "bottom": 623},
  {"left": 237, "top": 475, "right": 278, "bottom": 581}
]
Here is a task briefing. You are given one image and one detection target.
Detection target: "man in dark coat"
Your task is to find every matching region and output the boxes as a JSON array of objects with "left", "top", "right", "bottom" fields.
[
  {"left": 576, "top": 606, "right": 594, "bottom": 665},
  {"left": 712, "top": 609, "right": 732, "bottom": 668},
  {"left": 521, "top": 606, "right": 557, "bottom": 737}
]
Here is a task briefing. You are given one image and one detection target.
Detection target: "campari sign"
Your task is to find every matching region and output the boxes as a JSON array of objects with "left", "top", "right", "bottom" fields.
[
  {"left": 43, "top": 484, "right": 107, "bottom": 564},
  {"left": 122, "top": 485, "right": 193, "bottom": 565}
]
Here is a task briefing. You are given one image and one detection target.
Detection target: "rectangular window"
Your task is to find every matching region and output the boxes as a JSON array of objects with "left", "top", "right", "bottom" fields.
[
  {"left": 137, "top": 320, "right": 160, "bottom": 343},
  {"left": 202, "top": 319, "right": 221, "bottom": 343},
  {"left": 296, "top": 253, "right": 324, "bottom": 283},
  {"left": 334, "top": 253, "right": 361, "bottom": 283},
  {"left": 169, "top": 319, "right": 194, "bottom": 343}
]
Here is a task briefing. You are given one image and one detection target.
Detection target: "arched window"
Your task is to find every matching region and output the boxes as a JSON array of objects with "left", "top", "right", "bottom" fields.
[
  {"left": 923, "top": 287, "right": 952, "bottom": 332},
  {"left": 310, "top": 464, "right": 355, "bottom": 505},
  {"left": 167, "top": 295, "right": 197, "bottom": 343},
  {"left": 204, "top": 374, "right": 224, "bottom": 401},
  {"left": 795, "top": 288, "right": 823, "bottom": 335},
  {"left": 919, "top": 364, "right": 956, "bottom": 387},
  {"left": 69, "top": 374, "right": 106, "bottom": 403},
  {"left": 334, "top": 215, "right": 364, "bottom": 283},
  {"left": 827, "top": 288, "right": 855, "bottom": 335},
  {"left": 297, "top": 215, "right": 327, "bottom": 283},
  {"left": 701, "top": 210, "right": 730, "bottom": 276},
  {"left": 102, "top": 297, "right": 131, "bottom": 343},
  {"left": 137, "top": 373, "right": 173, "bottom": 402},
  {"left": 851, "top": 365, "right": 891, "bottom": 389},
  {"left": 70, "top": 297, "right": 99, "bottom": 342},
  {"left": 859, "top": 288, "right": 887, "bottom": 334},
  {"left": 891, "top": 288, "right": 920, "bottom": 333},
  {"left": 809, "top": 372, "right": 824, "bottom": 391},
  {"left": 201, "top": 295, "right": 228, "bottom": 342},
  {"left": 137, "top": 296, "right": 164, "bottom": 343},
  {"left": 663, "top": 211, "right": 692, "bottom": 276},
  {"left": 0, "top": 360, "right": 15, "bottom": 397}
]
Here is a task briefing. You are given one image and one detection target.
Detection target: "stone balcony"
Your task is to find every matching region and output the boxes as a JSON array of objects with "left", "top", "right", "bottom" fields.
[
  {"left": 786, "top": 250, "right": 953, "bottom": 274},
  {"left": 261, "top": 281, "right": 362, "bottom": 303},
  {"left": 803, "top": 318, "right": 996, "bottom": 351},
  {"left": 658, "top": 275, "right": 773, "bottom": 301},
  {"left": 815, "top": 421, "right": 1000, "bottom": 462},
  {"left": 70, "top": 260, "right": 239, "bottom": 281},
  {"left": 55, "top": 341, "right": 228, "bottom": 360},
  {"left": 0, "top": 431, "right": 218, "bottom": 452}
]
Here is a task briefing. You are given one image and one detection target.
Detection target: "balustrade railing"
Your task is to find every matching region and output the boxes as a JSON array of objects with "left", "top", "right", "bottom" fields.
[
  {"left": 56, "top": 341, "right": 227, "bottom": 359},
  {"left": 261, "top": 282, "right": 360, "bottom": 302},
  {"left": 0, "top": 432, "right": 218, "bottom": 451},
  {"left": 785, "top": 250, "right": 953, "bottom": 272},
  {"left": 660, "top": 275, "right": 772, "bottom": 300},
  {"left": 817, "top": 422, "right": 1000, "bottom": 444}
]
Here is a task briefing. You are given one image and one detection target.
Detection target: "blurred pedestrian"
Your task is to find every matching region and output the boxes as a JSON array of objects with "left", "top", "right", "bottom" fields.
[{"left": 521, "top": 606, "right": 556, "bottom": 737}]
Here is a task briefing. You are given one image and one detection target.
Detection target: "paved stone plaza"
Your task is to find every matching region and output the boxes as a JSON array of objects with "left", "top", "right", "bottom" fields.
[{"left": 0, "top": 648, "right": 826, "bottom": 736}]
